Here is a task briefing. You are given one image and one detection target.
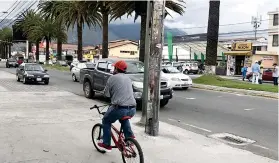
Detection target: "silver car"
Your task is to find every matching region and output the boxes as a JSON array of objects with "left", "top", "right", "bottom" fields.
[{"left": 71, "top": 62, "right": 95, "bottom": 82}]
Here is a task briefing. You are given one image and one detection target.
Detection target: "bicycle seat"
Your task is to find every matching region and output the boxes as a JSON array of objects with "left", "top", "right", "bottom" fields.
[{"left": 120, "top": 116, "right": 132, "bottom": 120}]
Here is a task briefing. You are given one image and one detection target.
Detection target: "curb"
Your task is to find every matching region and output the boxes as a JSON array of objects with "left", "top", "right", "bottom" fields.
[{"left": 192, "top": 84, "right": 278, "bottom": 99}]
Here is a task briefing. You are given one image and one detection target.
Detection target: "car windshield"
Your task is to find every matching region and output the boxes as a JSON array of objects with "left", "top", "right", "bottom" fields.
[
  {"left": 9, "top": 59, "right": 16, "bottom": 62},
  {"left": 162, "top": 66, "right": 180, "bottom": 73},
  {"left": 86, "top": 63, "right": 95, "bottom": 68},
  {"left": 25, "top": 64, "right": 44, "bottom": 71},
  {"left": 173, "top": 63, "right": 181, "bottom": 67},
  {"left": 126, "top": 62, "right": 144, "bottom": 74}
]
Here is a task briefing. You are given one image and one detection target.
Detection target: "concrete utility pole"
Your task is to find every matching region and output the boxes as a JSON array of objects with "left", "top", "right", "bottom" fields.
[
  {"left": 251, "top": 15, "right": 262, "bottom": 40},
  {"left": 145, "top": 0, "right": 166, "bottom": 136},
  {"left": 139, "top": 0, "right": 152, "bottom": 126}
]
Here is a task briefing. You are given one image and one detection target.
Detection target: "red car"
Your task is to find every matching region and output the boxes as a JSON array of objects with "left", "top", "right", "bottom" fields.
[{"left": 246, "top": 69, "right": 273, "bottom": 81}]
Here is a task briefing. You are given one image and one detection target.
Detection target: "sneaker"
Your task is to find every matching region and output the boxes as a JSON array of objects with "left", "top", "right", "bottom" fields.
[{"left": 98, "top": 143, "right": 112, "bottom": 152}]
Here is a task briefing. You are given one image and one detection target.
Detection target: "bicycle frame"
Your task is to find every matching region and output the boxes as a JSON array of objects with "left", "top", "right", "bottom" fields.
[{"left": 110, "top": 125, "right": 125, "bottom": 149}]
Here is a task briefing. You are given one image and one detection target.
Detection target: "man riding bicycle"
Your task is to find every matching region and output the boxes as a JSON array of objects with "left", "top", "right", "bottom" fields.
[{"left": 98, "top": 60, "right": 137, "bottom": 152}]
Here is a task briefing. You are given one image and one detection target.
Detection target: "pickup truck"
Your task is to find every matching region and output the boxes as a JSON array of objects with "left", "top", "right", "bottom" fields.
[{"left": 80, "top": 58, "right": 173, "bottom": 108}]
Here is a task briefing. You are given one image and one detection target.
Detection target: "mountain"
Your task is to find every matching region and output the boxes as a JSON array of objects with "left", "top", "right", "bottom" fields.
[{"left": 67, "top": 23, "right": 187, "bottom": 46}]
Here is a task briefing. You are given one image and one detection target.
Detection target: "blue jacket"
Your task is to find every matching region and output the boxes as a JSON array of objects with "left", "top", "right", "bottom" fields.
[{"left": 252, "top": 63, "right": 260, "bottom": 73}]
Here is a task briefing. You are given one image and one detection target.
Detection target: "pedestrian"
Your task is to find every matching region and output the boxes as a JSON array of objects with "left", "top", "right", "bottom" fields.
[
  {"left": 258, "top": 65, "right": 264, "bottom": 84},
  {"left": 251, "top": 60, "right": 260, "bottom": 84},
  {"left": 241, "top": 65, "right": 248, "bottom": 81},
  {"left": 272, "top": 63, "right": 278, "bottom": 86}
]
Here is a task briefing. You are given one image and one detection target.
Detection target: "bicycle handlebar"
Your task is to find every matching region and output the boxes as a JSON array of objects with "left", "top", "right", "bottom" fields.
[{"left": 90, "top": 104, "right": 110, "bottom": 115}]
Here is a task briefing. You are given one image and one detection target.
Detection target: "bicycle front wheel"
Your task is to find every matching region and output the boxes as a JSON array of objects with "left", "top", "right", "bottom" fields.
[
  {"left": 92, "top": 123, "right": 106, "bottom": 154},
  {"left": 122, "top": 137, "right": 144, "bottom": 163}
]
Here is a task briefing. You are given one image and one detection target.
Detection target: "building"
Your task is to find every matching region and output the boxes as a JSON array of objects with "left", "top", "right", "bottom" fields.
[
  {"left": 97, "top": 40, "right": 139, "bottom": 59},
  {"left": 267, "top": 8, "right": 279, "bottom": 53}
]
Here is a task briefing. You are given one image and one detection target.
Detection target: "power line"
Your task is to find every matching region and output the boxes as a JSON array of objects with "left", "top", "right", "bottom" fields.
[
  {"left": 6, "top": 1, "right": 38, "bottom": 27},
  {"left": 0, "top": 0, "right": 19, "bottom": 18},
  {"left": 165, "top": 18, "right": 272, "bottom": 31},
  {"left": 0, "top": 1, "right": 25, "bottom": 27}
]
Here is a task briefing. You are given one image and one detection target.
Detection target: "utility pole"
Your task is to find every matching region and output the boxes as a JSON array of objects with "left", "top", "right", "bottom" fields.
[
  {"left": 139, "top": 0, "right": 152, "bottom": 126},
  {"left": 251, "top": 14, "right": 262, "bottom": 40},
  {"left": 26, "top": 40, "right": 29, "bottom": 59},
  {"left": 145, "top": 0, "right": 166, "bottom": 136}
]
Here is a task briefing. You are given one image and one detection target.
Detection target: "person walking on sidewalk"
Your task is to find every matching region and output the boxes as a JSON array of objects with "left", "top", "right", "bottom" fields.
[
  {"left": 258, "top": 65, "right": 264, "bottom": 84},
  {"left": 251, "top": 60, "right": 260, "bottom": 84},
  {"left": 241, "top": 65, "right": 248, "bottom": 81},
  {"left": 98, "top": 60, "right": 137, "bottom": 152},
  {"left": 272, "top": 63, "right": 278, "bottom": 86}
]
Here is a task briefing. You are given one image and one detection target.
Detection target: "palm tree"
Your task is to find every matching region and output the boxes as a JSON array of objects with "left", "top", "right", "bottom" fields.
[
  {"left": 205, "top": 0, "right": 220, "bottom": 74},
  {"left": 0, "top": 27, "right": 13, "bottom": 59},
  {"left": 15, "top": 10, "right": 42, "bottom": 63},
  {"left": 47, "top": 1, "right": 101, "bottom": 61},
  {"left": 38, "top": 1, "right": 66, "bottom": 61},
  {"left": 110, "top": 1, "right": 186, "bottom": 62}
]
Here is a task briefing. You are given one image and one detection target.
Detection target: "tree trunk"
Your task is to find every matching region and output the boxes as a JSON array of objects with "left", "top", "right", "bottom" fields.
[
  {"left": 3, "top": 43, "right": 6, "bottom": 59},
  {"left": 102, "top": 8, "right": 109, "bottom": 58},
  {"left": 36, "top": 40, "right": 40, "bottom": 63},
  {"left": 8, "top": 44, "right": 11, "bottom": 58},
  {"left": 45, "top": 38, "right": 50, "bottom": 65},
  {"left": 57, "top": 39, "right": 62, "bottom": 61},
  {"left": 77, "top": 23, "right": 83, "bottom": 61},
  {"left": 205, "top": 0, "right": 220, "bottom": 74},
  {"left": 139, "top": 14, "right": 147, "bottom": 63}
]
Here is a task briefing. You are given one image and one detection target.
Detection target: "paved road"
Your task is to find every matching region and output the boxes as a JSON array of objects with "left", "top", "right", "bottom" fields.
[{"left": 0, "top": 62, "right": 277, "bottom": 160}]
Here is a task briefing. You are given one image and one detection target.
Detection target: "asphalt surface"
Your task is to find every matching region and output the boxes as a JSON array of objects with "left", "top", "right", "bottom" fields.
[{"left": 0, "top": 62, "right": 278, "bottom": 160}]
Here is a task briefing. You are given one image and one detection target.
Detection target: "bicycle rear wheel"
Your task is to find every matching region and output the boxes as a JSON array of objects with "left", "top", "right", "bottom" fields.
[
  {"left": 92, "top": 123, "right": 106, "bottom": 153},
  {"left": 122, "top": 138, "right": 144, "bottom": 163}
]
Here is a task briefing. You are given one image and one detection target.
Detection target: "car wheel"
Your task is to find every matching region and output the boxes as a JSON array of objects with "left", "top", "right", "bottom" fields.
[
  {"left": 184, "top": 70, "right": 189, "bottom": 74},
  {"left": 44, "top": 80, "right": 49, "bottom": 85},
  {"left": 16, "top": 74, "right": 20, "bottom": 82},
  {"left": 83, "top": 81, "right": 95, "bottom": 99},
  {"left": 23, "top": 77, "right": 27, "bottom": 84},
  {"left": 182, "top": 87, "right": 188, "bottom": 90},
  {"left": 72, "top": 74, "right": 77, "bottom": 82},
  {"left": 177, "top": 66, "right": 183, "bottom": 72},
  {"left": 160, "top": 99, "right": 169, "bottom": 108}
]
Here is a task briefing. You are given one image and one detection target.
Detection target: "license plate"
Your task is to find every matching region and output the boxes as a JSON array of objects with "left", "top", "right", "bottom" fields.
[
  {"left": 160, "top": 95, "right": 164, "bottom": 99},
  {"left": 37, "top": 78, "right": 42, "bottom": 81}
]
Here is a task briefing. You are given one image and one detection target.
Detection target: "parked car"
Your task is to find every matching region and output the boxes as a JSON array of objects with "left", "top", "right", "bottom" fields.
[
  {"left": 162, "top": 66, "right": 192, "bottom": 90},
  {"left": 179, "top": 62, "right": 199, "bottom": 74},
  {"left": 71, "top": 62, "right": 95, "bottom": 82},
  {"left": 16, "top": 63, "right": 50, "bottom": 85},
  {"left": 6, "top": 58, "right": 18, "bottom": 68},
  {"left": 80, "top": 58, "right": 173, "bottom": 108},
  {"left": 246, "top": 69, "right": 273, "bottom": 81}
]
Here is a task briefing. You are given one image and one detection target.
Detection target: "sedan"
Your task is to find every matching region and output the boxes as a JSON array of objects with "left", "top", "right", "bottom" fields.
[
  {"left": 162, "top": 66, "right": 192, "bottom": 90},
  {"left": 246, "top": 69, "right": 273, "bottom": 81},
  {"left": 71, "top": 62, "right": 95, "bottom": 82},
  {"left": 16, "top": 63, "right": 50, "bottom": 85},
  {"left": 6, "top": 58, "right": 18, "bottom": 68}
]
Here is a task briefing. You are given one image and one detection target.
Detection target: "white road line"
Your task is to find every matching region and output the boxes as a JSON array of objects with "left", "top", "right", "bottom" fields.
[
  {"left": 244, "top": 108, "right": 255, "bottom": 111},
  {"left": 168, "top": 118, "right": 212, "bottom": 133},
  {"left": 174, "top": 96, "right": 196, "bottom": 100},
  {"left": 252, "top": 144, "right": 269, "bottom": 150}
]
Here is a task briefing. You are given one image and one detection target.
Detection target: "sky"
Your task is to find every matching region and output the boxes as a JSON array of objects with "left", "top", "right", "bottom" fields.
[{"left": 0, "top": 0, "right": 278, "bottom": 36}]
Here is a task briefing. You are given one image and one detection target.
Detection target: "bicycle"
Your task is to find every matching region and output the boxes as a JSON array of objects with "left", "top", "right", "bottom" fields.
[{"left": 90, "top": 104, "right": 144, "bottom": 163}]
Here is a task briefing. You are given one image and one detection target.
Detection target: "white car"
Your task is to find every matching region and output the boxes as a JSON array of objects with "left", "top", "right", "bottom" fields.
[
  {"left": 71, "top": 62, "right": 95, "bottom": 82},
  {"left": 162, "top": 66, "right": 192, "bottom": 90}
]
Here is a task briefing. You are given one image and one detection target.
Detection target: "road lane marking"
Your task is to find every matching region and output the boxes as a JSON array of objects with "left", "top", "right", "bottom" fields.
[
  {"left": 174, "top": 96, "right": 196, "bottom": 100},
  {"left": 168, "top": 118, "right": 212, "bottom": 133},
  {"left": 244, "top": 108, "right": 255, "bottom": 111},
  {"left": 252, "top": 144, "right": 269, "bottom": 150}
]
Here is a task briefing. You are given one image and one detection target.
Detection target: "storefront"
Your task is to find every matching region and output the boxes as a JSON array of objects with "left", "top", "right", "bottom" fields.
[
  {"left": 250, "top": 51, "right": 278, "bottom": 69},
  {"left": 224, "top": 42, "right": 253, "bottom": 76}
]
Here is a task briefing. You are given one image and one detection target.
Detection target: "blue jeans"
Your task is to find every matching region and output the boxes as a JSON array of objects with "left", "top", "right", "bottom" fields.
[{"left": 102, "top": 106, "right": 136, "bottom": 146}]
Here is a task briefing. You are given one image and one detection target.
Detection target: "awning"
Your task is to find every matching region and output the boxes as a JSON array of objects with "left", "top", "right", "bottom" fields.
[{"left": 224, "top": 51, "right": 252, "bottom": 56}]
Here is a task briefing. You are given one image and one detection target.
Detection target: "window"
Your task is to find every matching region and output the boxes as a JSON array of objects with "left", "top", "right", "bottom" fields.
[
  {"left": 97, "top": 62, "right": 107, "bottom": 72},
  {"left": 272, "top": 34, "right": 278, "bottom": 47},
  {"left": 130, "top": 51, "right": 135, "bottom": 55},
  {"left": 273, "top": 14, "right": 278, "bottom": 26}
]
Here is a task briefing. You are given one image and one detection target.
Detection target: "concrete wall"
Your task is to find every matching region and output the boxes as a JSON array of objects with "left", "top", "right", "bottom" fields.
[{"left": 109, "top": 44, "right": 139, "bottom": 59}]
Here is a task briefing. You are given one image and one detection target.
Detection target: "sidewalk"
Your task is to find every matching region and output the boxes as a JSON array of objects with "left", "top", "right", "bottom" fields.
[
  {"left": 0, "top": 70, "right": 276, "bottom": 163},
  {"left": 192, "top": 83, "right": 278, "bottom": 99}
]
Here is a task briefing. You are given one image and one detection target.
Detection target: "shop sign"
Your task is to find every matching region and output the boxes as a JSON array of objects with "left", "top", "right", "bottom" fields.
[
  {"left": 231, "top": 42, "right": 252, "bottom": 51},
  {"left": 263, "top": 56, "right": 273, "bottom": 60}
]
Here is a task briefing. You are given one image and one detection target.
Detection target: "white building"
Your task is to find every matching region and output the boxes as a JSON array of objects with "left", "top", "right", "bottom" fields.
[{"left": 267, "top": 8, "right": 279, "bottom": 53}]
